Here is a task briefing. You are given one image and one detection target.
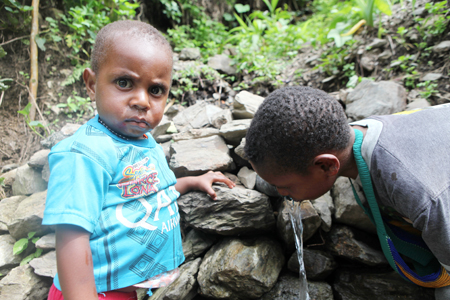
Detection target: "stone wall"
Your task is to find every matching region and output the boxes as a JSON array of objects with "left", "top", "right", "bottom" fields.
[{"left": 0, "top": 80, "right": 436, "bottom": 300}]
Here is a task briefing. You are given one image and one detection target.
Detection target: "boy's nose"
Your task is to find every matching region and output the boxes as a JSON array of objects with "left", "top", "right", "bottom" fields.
[{"left": 131, "top": 89, "right": 151, "bottom": 110}]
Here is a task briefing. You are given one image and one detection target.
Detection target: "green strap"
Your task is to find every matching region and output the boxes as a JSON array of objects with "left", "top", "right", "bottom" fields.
[
  {"left": 351, "top": 129, "right": 397, "bottom": 271},
  {"left": 351, "top": 129, "right": 435, "bottom": 270}
]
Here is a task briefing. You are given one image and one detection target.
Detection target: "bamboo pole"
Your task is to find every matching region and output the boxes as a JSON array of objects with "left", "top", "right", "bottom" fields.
[{"left": 29, "top": 0, "right": 39, "bottom": 121}]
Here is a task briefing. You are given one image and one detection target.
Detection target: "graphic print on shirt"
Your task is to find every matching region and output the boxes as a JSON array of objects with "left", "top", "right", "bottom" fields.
[{"left": 115, "top": 157, "right": 179, "bottom": 231}]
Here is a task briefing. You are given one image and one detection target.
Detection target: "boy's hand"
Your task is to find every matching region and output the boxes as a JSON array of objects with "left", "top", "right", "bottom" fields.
[
  {"left": 175, "top": 171, "right": 235, "bottom": 199},
  {"left": 195, "top": 171, "right": 235, "bottom": 200}
]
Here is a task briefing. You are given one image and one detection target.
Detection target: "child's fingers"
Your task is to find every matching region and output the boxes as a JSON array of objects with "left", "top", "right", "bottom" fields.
[
  {"left": 210, "top": 171, "right": 236, "bottom": 188},
  {"left": 205, "top": 186, "right": 217, "bottom": 200}
]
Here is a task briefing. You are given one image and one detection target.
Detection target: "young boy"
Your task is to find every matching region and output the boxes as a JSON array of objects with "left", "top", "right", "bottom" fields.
[
  {"left": 42, "top": 20, "right": 234, "bottom": 300},
  {"left": 244, "top": 85, "right": 450, "bottom": 299}
]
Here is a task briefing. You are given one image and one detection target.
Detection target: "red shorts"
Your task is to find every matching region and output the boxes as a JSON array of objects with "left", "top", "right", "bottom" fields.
[{"left": 48, "top": 284, "right": 137, "bottom": 300}]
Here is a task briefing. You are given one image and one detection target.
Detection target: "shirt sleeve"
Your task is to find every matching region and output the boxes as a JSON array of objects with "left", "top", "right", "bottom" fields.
[{"left": 42, "top": 151, "right": 112, "bottom": 233}]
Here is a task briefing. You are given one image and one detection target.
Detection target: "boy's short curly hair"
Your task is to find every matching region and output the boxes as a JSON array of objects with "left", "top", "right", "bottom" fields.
[
  {"left": 91, "top": 20, "right": 172, "bottom": 73},
  {"left": 245, "top": 86, "right": 350, "bottom": 174}
]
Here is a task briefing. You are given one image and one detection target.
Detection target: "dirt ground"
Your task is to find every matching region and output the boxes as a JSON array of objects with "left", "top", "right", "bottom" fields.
[{"left": 0, "top": 34, "right": 88, "bottom": 169}]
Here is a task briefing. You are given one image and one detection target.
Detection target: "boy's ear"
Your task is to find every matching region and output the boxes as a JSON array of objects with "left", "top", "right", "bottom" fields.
[
  {"left": 312, "top": 154, "right": 340, "bottom": 176},
  {"left": 83, "top": 68, "right": 96, "bottom": 101}
]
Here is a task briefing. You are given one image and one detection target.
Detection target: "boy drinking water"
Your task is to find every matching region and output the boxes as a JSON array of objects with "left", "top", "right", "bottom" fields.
[
  {"left": 43, "top": 20, "right": 234, "bottom": 300},
  {"left": 245, "top": 85, "right": 450, "bottom": 299}
]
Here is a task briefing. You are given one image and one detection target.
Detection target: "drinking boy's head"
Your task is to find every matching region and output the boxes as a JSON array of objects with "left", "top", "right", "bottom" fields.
[
  {"left": 83, "top": 20, "right": 173, "bottom": 139},
  {"left": 245, "top": 86, "right": 352, "bottom": 201}
]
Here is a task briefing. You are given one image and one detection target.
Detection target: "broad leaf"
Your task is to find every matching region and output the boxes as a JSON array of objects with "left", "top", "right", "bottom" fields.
[
  {"left": 35, "top": 36, "right": 46, "bottom": 51},
  {"left": 13, "top": 238, "right": 29, "bottom": 255},
  {"left": 374, "top": 0, "right": 392, "bottom": 16}
]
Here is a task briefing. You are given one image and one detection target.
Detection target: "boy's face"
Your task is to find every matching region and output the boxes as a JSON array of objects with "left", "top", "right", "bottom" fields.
[
  {"left": 84, "top": 35, "right": 173, "bottom": 138},
  {"left": 251, "top": 161, "right": 336, "bottom": 202}
]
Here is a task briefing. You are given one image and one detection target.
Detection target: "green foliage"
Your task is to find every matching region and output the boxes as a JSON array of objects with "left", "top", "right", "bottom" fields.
[
  {"left": 57, "top": 93, "right": 94, "bottom": 121},
  {"left": 355, "top": 0, "right": 392, "bottom": 27},
  {"left": 414, "top": 1, "right": 449, "bottom": 44},
  {"left": 166, "top": 14, "right": 229, "bottom": 59},
  {"left": 0, "top": 0, "right": 32, "bottom": 31},
  {"left": 0, "top": 177, "right": 5, "bottom": 199},
  {"left": 417, "top": 81, "right": 439, "bottom": 99},
  {"left": 13, "top": 232, "right": 43, "bottom": 266},
  {"left": 0, "top": 77, "right": 13, "bottom": 93},
  {"left": 171, "top": 65, "right": 221, "bottom": 102},
  {"left": 17, "top": 103, "right": 48, "bottom": 138},
  {"left": 316, "top": 40, "right": 357, "bottom": 79},
  {"left": 226, "top": 0, "right": 300, "bottom": 83},
  {"left": 388, "top": 55, "right": 419, "bottom": 88}
]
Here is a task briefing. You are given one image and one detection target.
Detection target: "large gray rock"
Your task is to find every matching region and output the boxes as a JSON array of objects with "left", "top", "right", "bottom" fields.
[
  {"left": 0, "top": 264, "right": 51, "bottom": 300},
  {"left": 234, "top": 138, "right": 247, "bottom": 161},
  {"left": 169, "top": 135, "right": 235, "bottom": 177},
  {"left": 11, "top": 165, "right": 47, "bottom": 196},
  {"left": 232, "top": 91, "right": 264, "bottom": 119},
  {"left": 325, "top": 225, "right": 387, "bottom": 266},
  {"left": 148, "top": 258, "right": 201, "bottom": 300},
  {"left": 346, "top": 80, "right": 407, "bottom": 121},
  {"left": 198, "top": 237, "right": 284, "bottom": 299},
  {"left": 311, "top": 192, "right": 334, "bottom": 232},
  {"left": 333, "top": 268, "right": 434, "bottom": 299},
  {"left": 152, "top": 116, "right": 176, "bottom": 138},
  {"left": 178, "top": 186, "right": 276, "bottom": 235},
  {"left": 332, "top": 177, "right": 376, "bottom": 233},
  {"left": 277, "top": 200, "right": 321, "bottom": 251},
  {"left": 172, "top": 128, "right": 220, "bottom": 142},
  {"left": 433, "top": 40, "right": 450, "bottom": 53},
  {"left": 207, "top": 54, "right": 237, "bottom": 75},
  {"left": 7, "top": 191, "right": 50, "bottom": 240},
  {"left": 172, "top": 101, "right": 223, "bottom": 132},
  {"left": 35, "top": 233, "right": 55, "bottom": 250},
  {"left": 179, "top": 47, "right": 201, "bottom": 60},
  {"left": 255, "top": 175, "right": 280, "bottom": 197},
  {"left": 288, "top": 249, "right": 337, "bottom": 280},
  {"left": 182, "top": 229, "right": 218, "bottom": 262},
  {"left": 29, "top": 250, "right": 56, "bottom": 278},
  {"left": 40, "top": 123, "right": 81, "bottom": 148},
  {"left": 219, "top": 119, "right": 252, "bottom": 145},
  {"left": 27, "top": 150, "right": 50, "bottom": 169},
  {"left": 237, "top": 166, "right": 256, "bottom": 189},
  {"left": 259, "top": 274, "right": 333, "bottom": 300},
  {"left": 211, "top": 109, "right": 233, "bottom": 129},
  {"left": 0, "top": 235, "right": 21, "bottom": 276},
  {"left": 0, "top": 196, "right": 26, "bottom": 233},
  {"left": 0, "top": 168, "right": 17, "bottom": 191}
]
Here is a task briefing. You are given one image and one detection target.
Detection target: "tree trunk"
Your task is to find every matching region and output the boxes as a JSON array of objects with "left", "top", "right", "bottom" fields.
[{"left": 29, "top": 0, "right": 39, "bottom": 121}]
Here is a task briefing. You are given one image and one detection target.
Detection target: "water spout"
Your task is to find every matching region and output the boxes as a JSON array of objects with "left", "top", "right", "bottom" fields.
[{"left": 286, "top": 197, "right": 310, "bottom": 300}]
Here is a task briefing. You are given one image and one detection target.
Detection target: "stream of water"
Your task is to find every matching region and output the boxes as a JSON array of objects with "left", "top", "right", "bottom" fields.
[{"left": 286, "top": 198, "right": 310, "bottom": 300}]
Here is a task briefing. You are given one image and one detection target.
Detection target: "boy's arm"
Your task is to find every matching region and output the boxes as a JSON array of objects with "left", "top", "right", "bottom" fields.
[
  {"left": 175, "top": 171, "right": 235, "bottom": 199},
  {"left": 55, "top": 224, "right": 98, "bottom": 300}
]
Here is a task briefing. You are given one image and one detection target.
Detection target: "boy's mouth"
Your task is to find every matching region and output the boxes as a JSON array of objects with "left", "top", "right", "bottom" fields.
[{"left": 125, "top": 118, "right": 150, "bottom": 128}]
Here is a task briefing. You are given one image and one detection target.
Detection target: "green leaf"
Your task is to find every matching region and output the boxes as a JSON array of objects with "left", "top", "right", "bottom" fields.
[
  {"left": 374, "top": 0, "right": 392, "bottom": 16},
  {"left": 0, "top": 46, "right": 7, "bottom": 59},
  {"left": 31, "top": 237, "right": 40, "bottom": 244},
  {"left": 13, "top": 238, "right": 29, "bottom": 255},
  {"left": 20, "top": 253, "right": 35, "bottom": 266},
  {"left": 35, "top": 248, "right": 43, "bottom": 258},
  {"left": 35, "top": 36, "right": 46, "bottom": 51},
  {"left": 27, "top": 232, "right": 36, "bottom": 239},
  {"left": 235, "top": 4, "right": 250, "bottom": 14},
  {"left": 17, "top": 103, "right": 32, "bottom": 117}
]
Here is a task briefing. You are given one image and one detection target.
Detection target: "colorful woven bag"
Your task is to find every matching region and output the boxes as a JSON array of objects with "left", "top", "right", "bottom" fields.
[{"left": 350, "top": 128, "right": 450, "bottom": 288}]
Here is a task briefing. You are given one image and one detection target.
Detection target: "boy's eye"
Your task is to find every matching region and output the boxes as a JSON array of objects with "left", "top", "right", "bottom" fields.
[
  {"left": 116, "top": 79, "right": 132, "bottom": 88},
  {"left": 150, "top": 86, "right": 164, "bottom": 96}
]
